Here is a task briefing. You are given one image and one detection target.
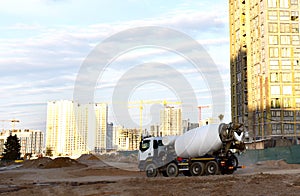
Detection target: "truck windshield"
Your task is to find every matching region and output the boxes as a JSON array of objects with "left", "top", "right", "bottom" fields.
[{"left": 140, "top": 140, "right": 150, "bottom": 152}]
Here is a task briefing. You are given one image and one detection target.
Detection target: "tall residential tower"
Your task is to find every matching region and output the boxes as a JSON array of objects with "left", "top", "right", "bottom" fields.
[
  {"left": 160, "top": 106, "right": 182, "bottom": 136},
  {"left": 46, "top": 100, "right": 107, "bottom": 156},
  {"left": 229, "top": 0, "right": 300, "bottom": 140}
]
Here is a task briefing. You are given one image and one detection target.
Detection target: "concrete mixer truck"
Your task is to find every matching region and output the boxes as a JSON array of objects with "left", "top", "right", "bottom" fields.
[{"left": 138, "top": 123, "right": 246, "bottom": 177}]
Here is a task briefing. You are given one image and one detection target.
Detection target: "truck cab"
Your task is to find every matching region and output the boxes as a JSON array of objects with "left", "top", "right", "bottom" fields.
[
  {"left": 138, "top": 136, "right": 179, "bottom": 177},
  {"left": 138, "top": 137, "right": 166, "bottom": 170}
]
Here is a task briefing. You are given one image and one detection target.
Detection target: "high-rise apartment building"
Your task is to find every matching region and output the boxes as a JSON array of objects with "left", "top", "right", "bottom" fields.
[
  {"left": 106, "top": 122, "right": 114, "bottom": 151},
  {"left": 0, "top": 129, "right": 44, "bottom": 157},
  {"left": 46, "top": 100, "right": 107, "bottom": 156},
  {"left": 160, "top": 106, "right": 182, "bottom": 136},
  {"left": 116, "top": 128, "right": 140, "bottom": 151},
  {"left": 150, "top": 124, "right": 160, "bottom": 136},
  {"left": 229, "top": 0, "right": 300, "bottom": 140}
]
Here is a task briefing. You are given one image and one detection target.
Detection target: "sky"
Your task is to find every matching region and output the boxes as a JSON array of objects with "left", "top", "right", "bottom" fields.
[{"left": 0, "top": 0, "right": 230, "bottom": 131}]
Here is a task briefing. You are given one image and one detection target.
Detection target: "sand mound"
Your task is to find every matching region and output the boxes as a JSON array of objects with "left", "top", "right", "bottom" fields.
[
  {"left": 21, "top": 157, "right": 52, "bottom": 169},
  {"left": 44, "top": 157, "right": 86, "bottom": 169},
  {"left": 77, "top": 154, "right": 100, "bottom": 161},
  {"left": 21, "top": 157, "right": 86, "bottom": 169}
]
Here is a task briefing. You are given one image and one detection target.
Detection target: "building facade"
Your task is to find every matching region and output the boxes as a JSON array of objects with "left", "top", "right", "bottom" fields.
[
  {"left": 116, "top": 127, "right": 140, "bottom": 151},
  {"left": 182, "top": 120, "right": 199, "bottom": 133},
  {"left": 46, "top": 100, "right": 107, "bottom": 156},
  {"left": 160, "top": 106, "right": 182, "bottom": 136},
  {"left": 0, "top": 129, "right": 44, "bottom": 157},
  {"left": 150, "top": 124, "right": 160, "bottom": 136},
  {"left": 230, "top": 0, "right": 300, "bottom": 140},
  {"left": 106, "top": 122, "right": 114, "bottom": 151}
]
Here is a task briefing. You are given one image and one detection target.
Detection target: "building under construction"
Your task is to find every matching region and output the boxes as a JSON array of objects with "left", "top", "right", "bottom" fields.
[{"left": 230, "top": 0, "right": 300, "bottom": 144}]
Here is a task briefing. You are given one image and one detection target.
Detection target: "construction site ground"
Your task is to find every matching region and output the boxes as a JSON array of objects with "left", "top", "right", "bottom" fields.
[{"left": 0, "top": 154, "right": 300, "bottom": 196}]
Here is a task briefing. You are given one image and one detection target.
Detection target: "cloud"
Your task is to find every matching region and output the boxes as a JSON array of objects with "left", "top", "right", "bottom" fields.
[{"left": 0, "top": 0, "right": 230, "bottom": 130}]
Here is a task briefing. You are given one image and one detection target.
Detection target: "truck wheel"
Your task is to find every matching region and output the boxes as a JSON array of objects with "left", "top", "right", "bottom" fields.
[
  {"left": 145, "top": 163, "right": 158, "bottom": 177},
  {"left": 222, "top": 155, "right": 238, "bottom": 175},
  {"left": 229, "top": 154, "right": 238, "bottom": 168},
  {"left": 190, "top": 162, "right": 205, "bottom": 176},
  {"left": 205, "top": 161, "right": 219, "bottom": 175},
  {"left": 166, "top": 163, "right": 179, "bottom": 177}
]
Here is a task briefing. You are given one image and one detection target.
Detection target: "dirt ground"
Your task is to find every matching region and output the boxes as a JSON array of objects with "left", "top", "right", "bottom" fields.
[{"left": 1, "top": 155, "right": 300, "bottom": 196}]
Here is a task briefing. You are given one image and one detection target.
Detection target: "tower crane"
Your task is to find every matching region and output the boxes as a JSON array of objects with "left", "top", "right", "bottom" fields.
[{"left": 0, "top": 119, "right": 20, "bottom": 132}]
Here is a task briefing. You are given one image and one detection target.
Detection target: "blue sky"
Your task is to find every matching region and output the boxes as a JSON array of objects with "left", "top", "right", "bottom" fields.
[{"left": 0, "top": 0, "right": 230, "bottom": 131}]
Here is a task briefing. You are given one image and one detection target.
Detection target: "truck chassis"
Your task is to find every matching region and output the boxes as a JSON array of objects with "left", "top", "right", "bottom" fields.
[{"left": 140, "top": 153, "right": 240, "bottom": 177}]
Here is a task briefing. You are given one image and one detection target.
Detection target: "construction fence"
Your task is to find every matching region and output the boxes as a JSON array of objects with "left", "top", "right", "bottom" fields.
[{"left": 238, "top": 145, "right": 300, "bottom": 165}]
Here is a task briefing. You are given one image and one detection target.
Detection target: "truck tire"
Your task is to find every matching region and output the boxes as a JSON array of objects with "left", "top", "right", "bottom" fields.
[
  {"left": 222, "top": 154, "right": 238, "bottom": 175},
  {"left": 166, "top": 163, "right": 179, "bottom": 177},
  {"left": 229, "top": 154, "right": 238, "bottom": 168},
  {"left": 190, "top": 162, "right": 205, "bottom": 176},
  {"left": 205, "top": 161, "right": 219, "bottom": 175},
  {"left": 145, "top": 163, "right": 158, "bottom": 177}
]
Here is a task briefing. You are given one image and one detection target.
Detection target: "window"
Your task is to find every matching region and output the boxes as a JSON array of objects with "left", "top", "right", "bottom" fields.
[
  {"left": 283, "top": 124, "right": 294, "bottom": 134},
  {"left": 270, "top": 47, "right": 279, "bottom": 57},
  {"left": 283, "top": 111, "right": 293, "bottom": 117},
  {"left": 291, "top": 11, "right": 299, "bottom": 21},
  {"left": 272, "top": 123, "right": 282, "bottom": 135},
  {"left": 281, "top": 48, "right": 291, "bottom": 57},
  {"left": 280, "top": 11, "right": 290, "bottom": 20},
  {"left": 268, "top": 23, "right": 278, "bottom": 33},
  {"left": 282, "top": 73, "right": 291, "bottom": 82},
  {"left": 283, "top": 86, "right": 292, "bottom": 94},
  {"left": 279, "top": 0, "right": 289, "bottom": 8},
  {"left": 280, "top": 23, "right": 290, "bottom": 32},
  {"left": 271, "top": 110, "right": 281, "bottom": 117},
  {"left": 139, "top": 140, "right": 150, "bottom": 152},
  {"left": 269, "top": 11, "right": 278, "bottom": 20},
  {"left": 269, "top": 35, "right": 278, "bottom": 44},
  {"left": 153, "top": 140, "right": 163, "bottom": 149},
  {"left": 270, "top": 60, "right": 279, "bottom": 69},
  {"left": 283, "top": 98, "right": 292, "bottom": 108},
  {"left": 280, "top": 35, "right": 290, "bottom": 44},
  {"left": 295, "top": 86, "right": 300, "bottom": 95},
  {"left": 271, "top": 72, "right": 280, "bottom": 82},
  {"left": 295, "top": 59, "right": 300, "bottom": 66},
  {"left": 271, "top": 86, "right": 280, "bottom": 95},
  {"left": 292, "top": 23, "right": 299, "bottom": 32},
  {"left": 295, "top": 72, "right": 300, "bottom": 82},
  {"left": 296, "top": 98, "right": 300, "bottom": 108},
  {"left": 292, "top": 35, "right": 300, "bottom": 45},
  {"left": 297, "top": 124, "right": 300, "bottom": 134},
  {"left": 271, "top": 98, "right": 281, "bottom": 108},
  {"left": 268, "top": 0, "right": 277, "bottom": 7},
  {"left": 282, "top": 60, "right": 291, "bottom": 69},
  {"left": 291, "top": 0, "right": 298, "bottom": 5},
  {"left": 237, "top": 73, "right": 242, "bottom": 82}
]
